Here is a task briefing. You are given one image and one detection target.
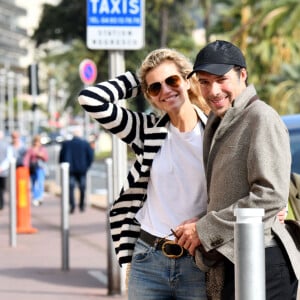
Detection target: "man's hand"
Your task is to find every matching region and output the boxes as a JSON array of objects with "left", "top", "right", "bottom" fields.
[
  {"left": 175, "top": 222, "right": 201, "bottom": 256},
  {"left": 179, "top": 217, "right": 199, "bottom": 225}
]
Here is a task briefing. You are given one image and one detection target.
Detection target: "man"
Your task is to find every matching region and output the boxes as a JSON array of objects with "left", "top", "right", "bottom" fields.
[
  {"left": 175, "top": 40, "right": 299, "bottom": 299},
  {"left": 59, "top": 128, "right": 94, "bottom": 213}
]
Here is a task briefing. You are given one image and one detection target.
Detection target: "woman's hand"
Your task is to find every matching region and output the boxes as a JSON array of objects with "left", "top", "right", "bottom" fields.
[{"left": 277, "top": 207, "right": 287, "bottom": 224}]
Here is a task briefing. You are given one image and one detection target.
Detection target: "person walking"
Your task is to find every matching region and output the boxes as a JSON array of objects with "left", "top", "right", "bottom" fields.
[
  {"left": 78, "top": 48, "right": 209, "bottom": 299},
  {"left": 24, "top": 135, "right": 49, "bottom": 206},
  {"left": 0, "top": 131, "right": 13, "bottom": 210},
  {"left": 59, "top": 128, "right": 94, "bottom": 214},
  {"left": 11, "top": 130, "right": 27, "bottom": 168},
  {"left": 175, "top": 40, "right": 299, "bottom": 300}
]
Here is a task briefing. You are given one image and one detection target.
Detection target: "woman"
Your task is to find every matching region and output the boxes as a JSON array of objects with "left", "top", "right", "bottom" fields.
[
  {"left": 78, "top": 48, "right": 209, "bottom": 299},
  {"left": 24, "top": 135, "right": 48, "bottom": 206}
]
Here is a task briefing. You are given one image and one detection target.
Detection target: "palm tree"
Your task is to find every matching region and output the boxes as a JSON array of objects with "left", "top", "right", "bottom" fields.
[
  {"left": 209, "top": 0, "right": 300, "bottom": 111},
  {"left": 269, "top": 64, "right": 300, "bottom": 114}
]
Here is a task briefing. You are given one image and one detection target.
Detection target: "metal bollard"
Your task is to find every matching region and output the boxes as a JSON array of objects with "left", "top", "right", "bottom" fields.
[
  {"left": 106, "top": 158, "right": 122, "bottom": 295},
  {"left": 234, "top": 208, "right": 265, "bottom": 300},
  {"left": 86, "top": 169, "right": 92, "bottom": 207},
  {"left": 60, "top": 162, "right": 69, "bottom": 271},
  {"left": 0, "top": 69, "right": 5, "bottom": 132},
  {"left": 9, "top": 158, "right": 17, "bottom": 247}
]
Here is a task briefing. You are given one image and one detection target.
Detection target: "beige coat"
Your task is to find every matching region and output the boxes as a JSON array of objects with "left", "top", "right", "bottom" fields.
[{"left": 196, "top": 85, "right": 300, "bottom": 280}]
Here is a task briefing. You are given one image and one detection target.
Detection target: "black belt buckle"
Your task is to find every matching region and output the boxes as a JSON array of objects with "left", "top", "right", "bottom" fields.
[{"left": 161, "top": 240, "right": 184, "bottom": 259}]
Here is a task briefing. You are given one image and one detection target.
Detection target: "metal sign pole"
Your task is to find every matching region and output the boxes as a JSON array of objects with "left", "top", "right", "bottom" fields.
[
  {"left": 106, "top": 158, "right": 122, "bottom": 295},
  {"left": 30, "top": 63, "right": 38, "bottom": 135},
  {"left": 108, "top": 50, "right": 127, "bottom": 295},
  {"left": 84, "top": 85, "right": 90, "bottom": 140},
  {"left": 0, "top": 69, "right": 6, "bottom": 132},
  {"left": 16, "top": 74, "right": 24, "bottom": 134},
  {"left": 49, "top": 78, "right": 56, "bottom": 128},
  {"left": 7, "top": 71, "right": 14, "bottom": 134}
]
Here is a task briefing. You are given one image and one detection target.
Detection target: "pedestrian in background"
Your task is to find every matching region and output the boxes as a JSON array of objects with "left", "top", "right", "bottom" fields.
[
  {"left": 11, "top": 130, "right": 27, "bottom": 168},
  {"left": 175, "top": 40, "right": 299, "bottom": 300},
  {"left": 78, "top": 48, "right": 209, "bottom": 299},
  {"left": 0, "top": 131, "right": 13, "bottom": 210},
  {"left": 59, "top": 128, "right": 94, "bottom": 214},
  {"left": 24, "top": 135, "right": 49, "bottom": 207}
]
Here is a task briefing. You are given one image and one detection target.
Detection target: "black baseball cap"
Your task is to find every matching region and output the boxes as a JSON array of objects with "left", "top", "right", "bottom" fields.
[{"left": 187, "top": 40, "right": 246, "bottom": 78}]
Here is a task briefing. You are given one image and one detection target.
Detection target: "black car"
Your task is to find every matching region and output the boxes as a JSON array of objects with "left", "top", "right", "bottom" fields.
[{"left": 282, "top": 114, "right": 300, "bottom": 174}]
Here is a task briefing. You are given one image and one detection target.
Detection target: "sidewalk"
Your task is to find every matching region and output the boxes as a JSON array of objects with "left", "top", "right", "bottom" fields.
[
  {"left": 0, "top": 186, "right": 128, "bottom": 300},
  {"left": 1, "top": 183, "right": 299, "bottom": 300}
]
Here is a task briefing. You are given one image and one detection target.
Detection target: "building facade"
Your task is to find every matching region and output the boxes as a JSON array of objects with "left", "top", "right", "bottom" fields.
[{"left": 0, "top": 0, "right": 27, "bottom": 71}]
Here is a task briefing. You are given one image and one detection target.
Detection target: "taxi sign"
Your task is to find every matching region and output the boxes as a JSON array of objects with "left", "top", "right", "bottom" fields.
[{"left": 86, "top": 0, "right": 145, "bottom": 50}]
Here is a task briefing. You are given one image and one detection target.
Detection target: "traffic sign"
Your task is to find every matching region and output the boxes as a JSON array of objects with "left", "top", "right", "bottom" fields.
[
  {"left": 79, "top": 59, "right": 98, "bottom": 85},
  {"left": 86, "top": 0, "right": 145, "bottom": 50}
]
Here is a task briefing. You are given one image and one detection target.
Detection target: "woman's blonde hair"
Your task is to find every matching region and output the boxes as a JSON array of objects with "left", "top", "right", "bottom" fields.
[{"left": 137, "top": 48, "right": 209, "bottom": 115}]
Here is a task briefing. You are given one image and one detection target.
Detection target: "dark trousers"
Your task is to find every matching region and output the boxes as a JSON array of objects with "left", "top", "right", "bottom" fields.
[
  {"left": 0, "top": 177, "right": 6, "bottom": 209},
  {"left": 221, "top": 245, "right": 298, "bottom": 300},
  {"left": 69, "top": 173, "right": 87, "bottom": 210}
]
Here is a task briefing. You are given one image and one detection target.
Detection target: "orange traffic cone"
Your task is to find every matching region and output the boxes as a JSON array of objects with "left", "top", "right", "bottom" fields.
[{"left": 16, "top": 166, "right": 38, "bottom": 234}]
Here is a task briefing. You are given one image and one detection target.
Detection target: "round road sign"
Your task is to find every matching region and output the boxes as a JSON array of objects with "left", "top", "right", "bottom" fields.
[{"left": 79, "top": 59, "right": 97, "bottom": 85}]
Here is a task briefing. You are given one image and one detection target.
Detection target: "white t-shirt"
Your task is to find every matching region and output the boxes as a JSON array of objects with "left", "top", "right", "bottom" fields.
[{"left": 135, "top": 121, "right": 207, "bottom": 239}]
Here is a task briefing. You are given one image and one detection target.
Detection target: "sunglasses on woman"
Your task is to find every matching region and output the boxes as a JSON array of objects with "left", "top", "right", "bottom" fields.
[{"left": 146, "top": 74, "right": 182, "bottom": 97}]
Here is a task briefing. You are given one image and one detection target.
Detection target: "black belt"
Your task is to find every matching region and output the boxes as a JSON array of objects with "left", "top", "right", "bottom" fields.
[{"left": 139, "top": 229, "right": 188, "bottom": 259}]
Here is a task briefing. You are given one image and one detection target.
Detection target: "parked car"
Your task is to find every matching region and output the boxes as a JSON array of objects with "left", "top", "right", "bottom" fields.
[{"left": 282, "top": 114, "right": 300, "bottom": 174}]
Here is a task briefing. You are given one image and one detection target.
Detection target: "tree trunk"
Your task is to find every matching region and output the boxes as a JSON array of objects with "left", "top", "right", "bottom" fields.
[{"left": 160, "top": 6, "right": 169, "bottom": 47}]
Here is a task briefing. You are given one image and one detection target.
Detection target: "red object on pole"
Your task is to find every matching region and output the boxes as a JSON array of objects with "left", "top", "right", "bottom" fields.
[{"left": 16, "top": 166, "right": 38, "bottom": 234}]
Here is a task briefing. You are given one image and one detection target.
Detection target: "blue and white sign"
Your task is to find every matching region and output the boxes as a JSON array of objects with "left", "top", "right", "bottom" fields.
[{"left": 87, "top": 0, "right": 145, "bottom": 50}]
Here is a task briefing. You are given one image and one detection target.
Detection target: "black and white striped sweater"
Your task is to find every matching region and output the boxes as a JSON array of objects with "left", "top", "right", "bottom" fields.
[{"left": 78, "top": 71, "right": 207, "bottom": 266}]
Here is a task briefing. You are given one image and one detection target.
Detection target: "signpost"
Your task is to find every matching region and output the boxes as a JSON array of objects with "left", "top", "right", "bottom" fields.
[
  {"left": 79, "top": 58, "right": 98, "bottom": 140},
  {"left": 29, "top": 63, "right": 39, "bottom": 135},
  {"left": 79, "top": 59, "right": 98, "bottom": 85},
  {"left": 85, "top": 0, "right": 145, "bottom": 295},
  {"left": 86, "top": 0, "right": 145, "bottom": 50}
]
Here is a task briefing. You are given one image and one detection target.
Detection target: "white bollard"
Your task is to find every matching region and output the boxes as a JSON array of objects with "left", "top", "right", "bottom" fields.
[
  {"left": 234, "top": 208, "right": 265, "bottom": 300},
  {"left": 60, "top": 162, "right": 69, "bottom": 271}
]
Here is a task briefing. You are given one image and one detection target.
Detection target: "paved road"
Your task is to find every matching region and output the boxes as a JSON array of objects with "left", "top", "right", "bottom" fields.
[{"left": 0, "top": 191, "right": 127, "bottom": 300}]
